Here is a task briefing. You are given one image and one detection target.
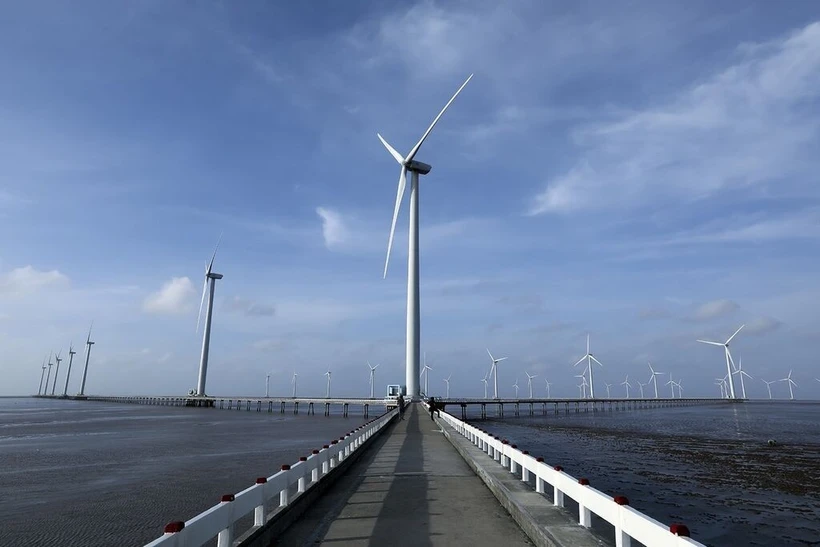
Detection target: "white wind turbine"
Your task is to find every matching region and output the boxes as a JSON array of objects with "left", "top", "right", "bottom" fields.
[
  {"left": 292, "top": 372, "right": 298, "bottom": 398},
  {"left": 675, "top": 380, "right": 684, "bottom": 398},
  {"left": 648, "top": 362, "right": 664, "bottom": 399},
  {"left": 421, "top": 353, "right": 432, "bottom": 396},
  {"left": 544, "top": 379, "right": 553, "bottom": 399},
  {"left": 621, "top": 375, "right": 632, "bottom": 398},
  {"left": 605, "top": 382, "right": 613, "bottom": 399},
  {"left": 444, "top": 374, "right": 451, "bottom": 398},
  {"left": 62, "top": 344, "right": 77, "bottom": 397},
  {"left": 325, "top": 371, "right": 332, "bottom": 399},
  {"left": 265, "top": 372, "right": 271, "bottom": 398},
  {"left": 665, "top": 373, "right": 675, "bottom": 398},
  {"left": 572, "top": 334, "right": 603, "bottom": 399},
  {"left": 781, "top": 370, "right": 797, "bottom": 400},
  {"left": 78, "top": 323, "right": 95, "bottom": 397},
  {"left": 733, "top": 353, "right": 753, "bottom": 399},
  {"left": 637, "top": 381, "right": 647, "bottom": 399},
  {"left": 525, "top": 372, "right": 537, "bottom": 399},
  {"left": 51, "top": 350, "right": 62, "bottom": 396},
  {"left": 715, "top": 380, "right": 725, "bottom": 398},
  {"left": 513, "top": 378, "right": 520, "bottom": 398},
  {"left": 37, "top": 357, "right": 47, "bottom": 396},
  {"left": 761, "top": 379, "right": 776, "bottom": 399},
  {"left": 195, "top": 234, "right": 224, "bottom": 397},
  {"left": 697, "top": 325, "right": 744, "bottom": 399},
  {"left": 575, "top": 370, "right": 588, "bottom": 398},
  {"left": 481, "top": 372, "right": 489, "bottom": 399},
  {"left": 379, "top": 74, "right": 473, "bottom": 400},
  {"left": 368, "top": 362, "right": 380, "bottom": 398},
  {"left": 486, "top": 348, "right": 507, "bottom": 399},
  {"left": 45, "top": 352, "right": 53, "bottom": 396}
]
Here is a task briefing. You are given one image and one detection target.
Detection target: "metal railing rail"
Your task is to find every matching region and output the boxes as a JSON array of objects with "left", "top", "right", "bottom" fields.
[
  {"left": 144, "top": 408, "right": 398, "bottom": 547},
  {"left": 435, "top": 408, "right": 705, "bottom": 547}
]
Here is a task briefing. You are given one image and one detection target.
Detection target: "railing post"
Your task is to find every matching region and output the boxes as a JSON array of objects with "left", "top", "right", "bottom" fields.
[
  {"left": 311, "top": 450, "right": 321, "bottom": 482},
  {"left": 279, "top": 465, "right": 291, "bottom": 507},
  {"left": 521, "top": 451, "right": 530, "bottom": 482},
  {"left": 298, "top": 457, "right": 308, "bottom": 492},
  {"left": 536, "top": 459, "right": 546, "bottom": 494},
  {"left": 217, "top": 494, "right": 235, "bottom": 547},
  {"left": 577, "top": 478, "right": 591, "bottom": 527},
  {"left": 254, "top": 478, "right": 267, "bottom": 526},
  {"left": 321, "top": 445, "right": 330, "bottom": 474},
  {"left": 614, "top": 496, "right": 632, "bottom": 547}
]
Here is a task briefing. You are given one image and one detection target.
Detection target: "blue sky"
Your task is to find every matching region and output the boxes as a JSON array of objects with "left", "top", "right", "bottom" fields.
[{"left": 1, "top": 0, "right": 819, "bottom": 399}]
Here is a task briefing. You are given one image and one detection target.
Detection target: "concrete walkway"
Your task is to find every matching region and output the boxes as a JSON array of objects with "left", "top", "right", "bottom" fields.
[{"left": 275, "top": 404, "right": 533, "bottom": 546}]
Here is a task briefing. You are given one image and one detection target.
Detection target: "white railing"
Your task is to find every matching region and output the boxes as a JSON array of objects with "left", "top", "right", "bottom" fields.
[
  {"left": 145, "top": 408, "right": 398, "bottom": 547},
  {"left": 436, "top": 409, "right": 705, "bottom": 547}
]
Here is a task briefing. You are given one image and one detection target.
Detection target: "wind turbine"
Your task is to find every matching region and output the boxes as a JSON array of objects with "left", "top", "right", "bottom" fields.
[
  {"left": 715, "top": 380, "right": 725, "bottom": 398},
  {"left": 637, "top": 381, "right": 647, "bottom": 399},
  {"left": 292, "top": 372, "right": 298, "bottom": 398},
  {"left": 605, "top": 382, "right": 613, "bottom": 399},
  {"left": 265, "top": 372, "right": 271, "bottom": 398},
  {"left": 513, "top": 378, "right": 520, "bottom": 398},
  {"left": 525, "top": 372, "right": 537, "bottom": 399},
  {"left": 733, "top": 353, "right": 753, "bottom": 399},
  {"left": 421, "top": 362, "right": 432, "bottom": 397},
  {"left": 51, "top": 351, "right": 62, "bottom": 396},
  {"left": 62, "top": 344, "right": 77, "bottom": 397},
  {"left": 665, "top": 375, "right": 675, "bottom": 398},
  {"left": 325, "top": 371, "right": 332, "bottom": 399},
  {"left": 697, "top": 325, "right": 744, "bottom": 399},
  {"left": 78, "top": 323, "right": 95, "bottom": 397},
  {"left": 621, "top": 375, "right": 632, "bottom": 398},
  {"left": 572, "top": 334, "right": 603, "bottom": 399},
  {"left": 37, "top": 356, "right": 46, "bottom": 395},
  {"left": 544, "top": 378, "right": 553, "bottom": 399},
  {"left": 675, "top": 380, "right": 684, "bottom": 398},
  {"left": 368, "top": 362, "right": 380, "bottom": 398},
  {"left": 481, "top": 373, "right": 489, "bottom": 399},
  {"left": 761, "top": 379, "right": 777, "bottom": 399},
  {"left": 486, "top": 348, "right": 507, "bottom": 399},
  {"left": 378, "top": 74, "right": 473, "bottom": 401},
  {"left": 444, "top": 374, "right": 451, "bottom": 398},
  {"left": 781, "top": 370, "right": 797, "bottom": 400},
  {"left": 574, "top": 372, "right": 588, "bottom": 398},
  {"left": 45, "top": 352, "right": 53, "bottom": 397},
  {"left": 648, "top": 362, "right": 664, "bottom": 399},
  {"left": 195, "top": 234, "right": 224, "bottom": 397}
]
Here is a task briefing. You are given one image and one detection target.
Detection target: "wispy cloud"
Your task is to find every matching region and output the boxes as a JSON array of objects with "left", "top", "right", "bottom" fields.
[
  {"left": 530, "top": 22, "right": 820, "bottom": 215},
  {"left": 143, "top": 277, "right": 195, "bottom": 315},
  {"left": 0, "top": 266, "right": 70, "bottom": 296},
  {"left": 224, "top": 296, "right": 275, "bottom": 317},
  {"left": 692, "top": 299, "right": 739, "bottom": 321}
]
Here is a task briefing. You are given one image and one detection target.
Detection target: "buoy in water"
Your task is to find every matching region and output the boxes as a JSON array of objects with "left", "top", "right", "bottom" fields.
[{"left": 767, "top": 439, "right": 777, "bottom": 446}]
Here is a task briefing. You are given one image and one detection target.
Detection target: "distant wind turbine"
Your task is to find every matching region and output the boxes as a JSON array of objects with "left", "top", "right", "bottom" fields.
[
  {"left": 572, "top": 334, "right": 603, "bottom": 399},
  {"left": 780, "top": 370, "right": 797, "bottom": 400},
  {"left": 486, "top": 348, "right": 507, "bottom": 399},
  {"left": 605, "top": 382, "right": 613, "bottom": 399},
  {"left": 761, "top": 379, "right": 776, "bottom": 399},
  {"left": 51, "top": 350, "right": 62, "bottom": 396},
  {"left": 648, "top": 362, "right": 664, "bottom": 399},
  {"left": 421, "top": 353, "right": 432, "bottom": 397},
  {"left": 37, "top": 356, "right": 47, "bottom": 396},
  {"left": 368, "top": 361, "right": 380, "bottom": 398},
  {"left": 513, "top": 378, "right": 520, "bottom": 398},
  {"left": 265, "top": 372, "right": 271, "bottom": 398},
  {"left": 481, "top": 372, "right": 489, "bottom": 399},
  {"left": 637, "top": 381, "right": 647, "bottom": 399},
  {"left": 78, "top": 323, "right": 95, "bottom": 397},
  {"left": 621, "top": 375, "right": 632, "bottom": 398},
  {"left": 325, "top": 371, "right": 332, "bottom": 398},
  {"left": 292, "top": 372, "right": 298, "bottom": 398},
  {"left": 379, "top": 74, "right": 473, "bottom": 400},
  {"left": 444, "top": 374, "right": 451, "bottom": 398},
  {"left": 525, "top": 372, "right": 537, "bottom": 399},
  {"left": 575, "top": 372, "right": 588, "bottom": 398},
  {"left": 665, "top": 373, "right": 675, "bottom": 398},
  {"left": 715, "top": 380, "right": 725, "bottom": 398},
  {"left": 733, "top": 353, "right": 753, "bottom": 399},
  {"left": 697, "top": 325, "right": 744, "bottom": 399},
  {"left": 45, "top": 352, "right": 53, "bottom": 397},
  {"left": 544, "top": 378, "right": 553, "bottom": 399},
  {"left": 62, "top": 344, "right": 77, "bottom": 397},
  {"left": 195, "top": 234, "right": 224, "bottom": 397}
]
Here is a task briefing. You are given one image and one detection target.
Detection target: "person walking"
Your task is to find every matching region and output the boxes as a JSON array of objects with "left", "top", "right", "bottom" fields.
[
  {"left": 397, "top": 393, "right": 405, "bottom": 420},
  {"left": 428, "top": 396, "right": 440, "bottom": 421}
]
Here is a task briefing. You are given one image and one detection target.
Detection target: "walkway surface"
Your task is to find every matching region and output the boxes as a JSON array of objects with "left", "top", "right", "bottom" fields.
[{"left": 275, "top": 404, "right": 533, "bottom": 546}]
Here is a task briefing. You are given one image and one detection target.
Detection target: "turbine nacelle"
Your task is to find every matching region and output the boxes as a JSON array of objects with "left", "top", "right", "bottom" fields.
[
  {"left": 207, "top": 272, "right": 224, "bottom": 280},
  {"left": 406, "top": 160, "right": 432, "bottom": 174}
]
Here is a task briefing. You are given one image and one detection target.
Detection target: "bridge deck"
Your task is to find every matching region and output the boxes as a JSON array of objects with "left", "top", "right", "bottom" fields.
[{"left": 275, "top": 404, "right": 533, "bottom": 546}]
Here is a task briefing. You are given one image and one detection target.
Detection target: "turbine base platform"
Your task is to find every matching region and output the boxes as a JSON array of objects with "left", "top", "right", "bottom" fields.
[{"left": 184, "top": 397, "right": 215, "bottom": 408}]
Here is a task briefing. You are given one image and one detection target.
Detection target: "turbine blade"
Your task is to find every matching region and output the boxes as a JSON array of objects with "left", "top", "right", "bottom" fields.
[
  {"left": 207, "top": 232, "right": 223, "bottom": 275},
  {"left": 696, "top": 339, "right": 724, "bottom": 346},
  {"left": 196, "top": 277, "right": 209, "bottom": 333},
  {"left": 590, "top": 355, "right": 604, "bottom": 367},
  {"left": 486, "top": 348, "right": 494, "bottom": 362},
  {"left": 572, "top": 356, "right": 586, "bottom": 367},
  {"left": 726, "top": 324, "right": 745, "bottom": 344},
  {"left": 405, "top": 74, "right": 473, "bottom": 163},
  {"left": 87, "top": 321, "right": 94, "bottom": 344},
  {"left": 496, "top": 357, "right": 508, "bottom": 362},
  {"left": 377, "top": 134, "right": 404, "bottom": 165},
  {"left": 383, "top": 165, "right": 407, "bottom": 279}
]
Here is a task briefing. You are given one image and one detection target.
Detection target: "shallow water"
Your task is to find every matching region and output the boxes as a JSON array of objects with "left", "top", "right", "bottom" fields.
[
  {"left": 472, "top": 401, "right": 820, "bottom": 546},
  {"left": 0, "top": 397, "right": 375, "bottom": 547}
]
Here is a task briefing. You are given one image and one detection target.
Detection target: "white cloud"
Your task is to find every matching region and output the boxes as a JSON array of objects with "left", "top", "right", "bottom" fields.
[
  {"left": 157, "top": 352, "right": 173, "bottom": 364},
  {"left": 316, "top": 206, "right": 352, "bottom": 250},
  {"left": 0, "top": 266, "right": 69, "bottom": 296},
  {"left": 225, "top": 296, "right": 275, "bottom": 317},
  {"left": 143, "top": 277, "right": 195, "bottom": 315},
  {"left": 530, "top": 22, "right": 820, "bottom": 214},
  {"left": 693, "top": 299, "right": 739, "bottom": 321},
  {"left": 745, "top": 316, "right": 783, "bottom": 335}
]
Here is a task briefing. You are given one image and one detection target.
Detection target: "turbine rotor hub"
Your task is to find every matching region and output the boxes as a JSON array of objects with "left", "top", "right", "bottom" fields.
[{"left": 406, "top": 160, "right": 432, "bottom": 174}]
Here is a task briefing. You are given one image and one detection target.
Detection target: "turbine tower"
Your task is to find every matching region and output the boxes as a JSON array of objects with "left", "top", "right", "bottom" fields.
[
  {"left": 444, "top": 374, "right": 451, "bottom": 398},
  {"left": 292, "top": 372, "right": 298, "bottom": 398},
  {"left": 45, "top": 352, "right": 53, "bottom": 397},
  {"left": 513, "top": 378, "right": 519, "bottom": 398},
  {"left": 486, "top": 348, "right": 507, "bottom": 399},
  {"left": 525, "top": 372, "right": 537, "bottom": 399},
  {"left": 734, "top": 353, "right": 753, "bottom": 399},
  {"left": 648, "top": 362, "right": 664, "bottom": 399},
  {"left": 573, "top": 334, "right": 603, "bottom": 399},
  {"left": 51, "top": 351, "right": 62, "bottom": 396},
  {"left": 481, "top": 373, "right": 489, "bottom": 399},
  {"left": 195, "top": 234, "right": 224, "bottom": 397},
  {"left": 265, "top": 373, "right": 271, "bottom": 398},
  {"left": 421, "top": 360, "right": 432, "bottom": 397},
  {"left": 761, "top": 379, "right": 775, "bottom": 399},
  {"left": 37, "top": 357, "right": 47, "bottom": 396},
  {"left": 697, "top": 325, "right": 744, "bottom": 399},
  {"left": 368, "top": 362, "right": 380, "bottom": 398},
  {"left": 605, "top": 382, "right": 613, "bottom": 399},
  {"left": 325, "top": 371, "right": 332, "bottom": 399},
  {"left": 378, "top": 74, "right": 473, "bottom": 400},
  {"left": 78, "top": 324, "right": 95, "bottom": 397},
  {"left": 62, "top": 344, "right": 77, "bottom": 397},
  {"left": 545, "top": 378, "right": 553, "bottom": 398},
  {"left": 621, "top": 375, "right": 632, "bottom": 398}
]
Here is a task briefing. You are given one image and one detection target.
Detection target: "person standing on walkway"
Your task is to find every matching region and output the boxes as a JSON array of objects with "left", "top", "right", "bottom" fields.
[
  {"left": 397, "top": 393, "right": 405, "bottom": 420},
  {"left": 428, "top": 397, "right": 440, "bottom": 421}
]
